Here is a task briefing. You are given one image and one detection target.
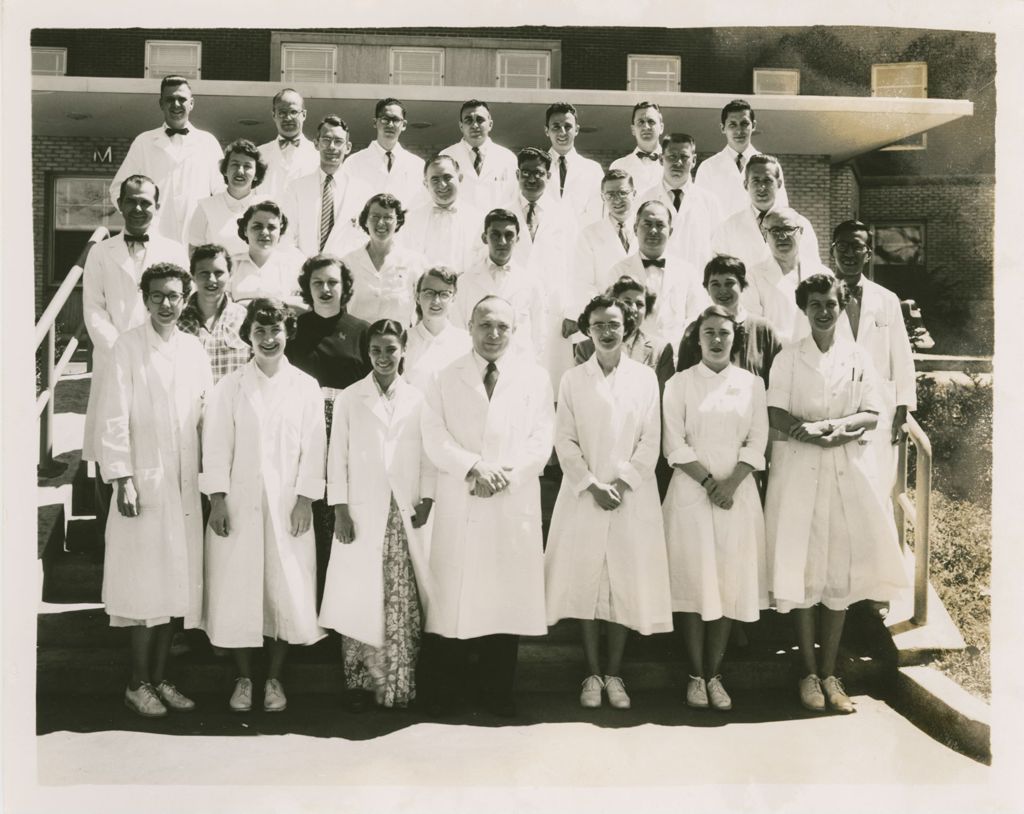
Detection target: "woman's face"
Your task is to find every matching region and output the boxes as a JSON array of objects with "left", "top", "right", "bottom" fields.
[
  {"left": 616, "top": 288, "right": 646, "bottom": 327},
  {"left": 706, "top": 273, "right": 742, "bottom": 312},
  {"left": 698, "top": 315, "right": 734, "bottom": 369},
  {"left": 225, "top": 152, "right": 257, "bottom": 193},
  {"left": 193, "top": 254, "right": 230, "bottom": 299},
  {"left": 245, "top": 210, "right": 282, "bottom": 251},
  {"left": 417, "top": 275, "right": 456, "bottom": 321},
  {"left": 366, "top": 202, "right": 399, "bottom": 243},
  {"left": 145, "top": 276, "right": 186, "bottom": 330},
  {"left": 309, "top": 265, "right": 343, "bottom": 315},
  {"left": 368, "top": 332, "right": 404, "bottom": 381},
  {"left": 804, "top": 286, "right": 843, "bottom": 334},
  {"left": 587, "top": 305, "right": 626, "bottom": 355},
  {"left": 250, "top": 318, "right": 287, "bottom": 362}
]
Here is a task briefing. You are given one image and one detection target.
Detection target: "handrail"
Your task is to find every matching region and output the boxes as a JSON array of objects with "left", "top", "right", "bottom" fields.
[
  {"left": 893, "top": 412, "right": 933, "bottom": 625},
  {"left": 36, "top": 227, "right": 109, "bottom": 476}
]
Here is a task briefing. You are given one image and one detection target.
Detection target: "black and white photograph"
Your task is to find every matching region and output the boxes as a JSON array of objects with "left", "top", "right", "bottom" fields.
[{"left": 3, "top": 1, "right": 1021, "bottom": 811}]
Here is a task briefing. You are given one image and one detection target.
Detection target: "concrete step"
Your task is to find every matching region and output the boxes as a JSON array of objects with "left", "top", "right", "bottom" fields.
[
  {"left": 37, "top": 502, "right": 66, "bottom": 561},
  {"left": 41, "top": 550, "right": 103, "bottom": 604}
]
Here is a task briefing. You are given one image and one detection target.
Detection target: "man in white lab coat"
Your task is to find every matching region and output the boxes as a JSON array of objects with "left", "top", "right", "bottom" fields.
[
  {"left": 257, "top": 88, "right": 320, "bottom": 202},
  {"left": 440, "top": 99, "right": 518, "bottom": 212},
  {"left": 110, "top": 76, "right": 224, "bottom": 244},
  {"left": 342, "top": 97, "right": 426, "bottom": 210},
  {"left": 544, "top": 101, "right": 604, "bottom": 227},
  {"left": 609, "top": 101, "right": 666, "bottom": 194},
  {"left": 418, "top": 295, "right": 555, "bottom": 717}
]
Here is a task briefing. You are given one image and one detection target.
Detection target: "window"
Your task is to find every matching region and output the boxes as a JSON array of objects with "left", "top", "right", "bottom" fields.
[
  {"left": 496, "top": 51, "right": 551, "bottom": 89},
  {"left": 627, "top": 55, "right": 680, "bottom": 92},
  {"left": 281, "top": 44, "right": 337, "bottom": 83},
  {"left": 145, "top": 40, "right": 201, "bottom": 80},
  {"left": 753, "top": 68, "right": 800, "bottom": 95},
  {"left": 50, "top": 176, "right": 124, "bottom": 284},
  {"left": 32, "top": 47, "right": 67, "bottom": 76},
  {"left": 872, "top": 62, "right": 928, "bottom": 150},
  {"left": 389, "top": 47, "right": 444, "bottom": 86},
  {"left": 872, "top": 224, "right": 926, "bottom": 266}
]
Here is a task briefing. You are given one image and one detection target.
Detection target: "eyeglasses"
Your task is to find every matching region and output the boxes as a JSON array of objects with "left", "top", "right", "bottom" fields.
[
  {"left": 317, "top": 137, "right": 348, "bottom": 148},
  {"left": 368, "top": 214, "right": 398, "bottom": 225},
  {"left": 589, "top": 321, "right": 624, "bottom": 334},
  {"left": 518, "top": 169, "right": 548, "bottom": 180},
  {"left": 419, "top": 289, "right": 454, "bottom": 301},
  {"left": 147, "top": 291, "right": 183, "bottom": 305},
  {"left": 602, "top": 190, "right": 634, "bottom": 201},
  {"left": 766, "top": 226, "right": 802, "bottom": 238},
  {"left": 377, "top": 115, "right": 404, "bottom": 125}
]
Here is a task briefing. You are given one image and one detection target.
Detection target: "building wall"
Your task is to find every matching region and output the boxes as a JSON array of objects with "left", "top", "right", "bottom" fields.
[{"left": 829, "top": 163, "right": 860, "bottom": 228}]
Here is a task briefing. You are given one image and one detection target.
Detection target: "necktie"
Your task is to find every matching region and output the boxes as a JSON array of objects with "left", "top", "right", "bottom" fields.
[
  {"left": 483, "top": 361, "right": 498, "bottom": 400},
  {"left": 473, "top": 146, "right": 483, "bottom": 176},
  {"left": 124, "top": 233, "right": 150, "bottom": 245},
  {"left": 558, "top": 155, "right": 567, "bottom": 195},
  {"left": 641, "top": 257, "right": 666, "bottom": 268},
  {"left": 671, "top": 188, "right": 683, "bottom": 212},
  {"left": 736, "top": 152, "right": 744, "bottom": 173},
  {"left": 385, "top": 150, "right": 393, "bottom": 173},
  {"left": 165, "top": 127, "right": 189, "bottom": 137},
  {"left": 526, "top": 202, "right": 538, "bottom": 240},
  {"left": 278, "top": 136, "right": 300, "bottom": 148},
  {"left": 636, "top": 150, "right": 661, "bottom": 162},
  {"left": 319, "top": 174, "right": 336, "bottom": 251},
  {"left": 846, "top": 285, "right": 863, "bottom": 340},
  {"left": 757, "top": 209, "right": 770, "bottom": 240},
  {"left": 616, "top": 221, "right": 630, "bottom": 253}
]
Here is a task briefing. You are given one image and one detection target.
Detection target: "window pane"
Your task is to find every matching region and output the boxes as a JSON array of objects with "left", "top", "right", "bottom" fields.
[
  {"left": 147, "top": 41, "right": 201, "bottom": 79},
  {"left": 628, "top": 56, "right": 679, "bottom": 92},
  {"left": 32, "top": 48, "right": 66, "bottom": 76},
  {"left": 54, "top": 178, "right": 123, "bottom": 232},
  {"left": 282, "top": 45, "right": 335, "bottom": 83},
  {"left": 874, "top": 225, "right": 925, "bottom": 265},
  {"left": 391, "top": 48, "right": 443, "bottom": 86},
  {"left": 496, "top": 51, "right": 549, "bottom": 89}
]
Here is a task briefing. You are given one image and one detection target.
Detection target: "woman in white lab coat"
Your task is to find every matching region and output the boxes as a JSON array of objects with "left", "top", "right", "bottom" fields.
[
  {"left": 200, "top": 297, "right": 328, "bottom": 714},
  {"left": 662, "top": 305, "right": 769, "bottom": 713},
  {"left": 765, "top": 273, "right": 907, "bottom": 715},
  {"left": 403, "top": 266, "right": 471, "bottom": 392},
  {"left": 319, "top": 319, "right": 436, "bottom": 710},
  {"left": 101, "top": 262, "right": 213, "bottom": 718},
  {"left": 545, "top": 295, "right": 672, "bottom": 711},
  {"left": 227, "top": 201, "right": 305, "bottom": 310}
]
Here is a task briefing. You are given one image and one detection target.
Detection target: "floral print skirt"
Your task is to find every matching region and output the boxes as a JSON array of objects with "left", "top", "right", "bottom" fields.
[{"left": 341, "top": 495, "right": 422, "bottom": 708}]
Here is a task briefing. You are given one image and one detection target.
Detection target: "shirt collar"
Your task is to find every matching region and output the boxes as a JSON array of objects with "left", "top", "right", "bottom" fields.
[
  {"left": 145, "top": 319, "right": 178, "bottom": 349},
  {"left": 370, "top": 140, "right": 401, "bottom": 157},
  {"left": 728, "top": 144, "right": 759, "bottom": 160},
  {"left": 662, "top": 177, "right": 692, "bottom": 194},
  {"left": 548, "top": 147, "right": 576, "bottom": 161},
  {"left": 464, "top": 138, "right": 491, "bottom": 155},
  {"left": 472, "top": 349, "right": 508, "bottom": 375},
  {"left": 697, "top": 360, "right": 730, "bottom": 378}
]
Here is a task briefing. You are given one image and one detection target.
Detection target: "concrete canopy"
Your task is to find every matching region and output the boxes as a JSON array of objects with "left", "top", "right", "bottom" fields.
[{"left": 33, "top": 76, "right": 972, "bottom": 162}]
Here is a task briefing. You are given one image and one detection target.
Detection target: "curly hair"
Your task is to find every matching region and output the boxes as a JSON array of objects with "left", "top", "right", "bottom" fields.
[
  {"left": 219, "top": 139, "right": 268, "bottom": 189},
  {"left": 358, "top": 193, "right": 406, "bottom": 234},
  {"left": 296, "top": 254, "right": 354, "bottom": 308},
  {"left": 577, "top": 294, "right": 638, "bottom": 339},
  {"left": 140, "top": 262, "right": 193, "bottom": 299},
  {"left": 795, "top": 273, "right": 849, "bottom": 311}
]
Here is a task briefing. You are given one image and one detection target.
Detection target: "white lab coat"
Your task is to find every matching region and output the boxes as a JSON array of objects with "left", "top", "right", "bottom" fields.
[
  {"left": 281, "top": 169, "right": 370, "bottom": 258},
  {"left": 610, "top": 151, "right": 663, "bottom": 194},
  {"left": 420, "top": 352, "right": 554, "bottom": 638},
  {"left": 187, "top": 189, "right": 268, "bottom": 256},
  {"left": 341, "top": 243, "right": 426, "bottom": 328},
  {"left": 110, "top": 125, "right": 225, "bottom": 244},
  {"left": 100, "top": 323, "right": 212, "bottom": 627},
  {"left": 318, "top": 374, "right": 436, "bottom": 648},
  {"left": 694, "top": 145, "right": 790, "bottom": 223},
  {"left": 342, "top": 141, "right": 426, "bottom": 210},
  {"left": 639, "top": 180, "right": 722, "bottom": 271},
  {"left": 82, "top": 232, "right": 189, "bottom": 461},
  {"left": 199, "top": 359, "right": 327, "bottom": 648},
  {"left": 397, "top": 202, "right": 486, "bottom": 274},
  {"left": 440, "top": 139, "right": 518, "bottom": 212},
  {"left": 257, "top": 135, "right": 321, "bottom": 203},
  {"left": 227, "top": 245, "right": 306, "bottom": 305},
  {"left": 404, "top": 321, "right": 472, "bottom": 393},
  {"left": 711, "top": 206, "right": 820, "bottom": 272},
  {"left": 545, "top": 356, "right": 672, "bottom": 634},
  {"left": 568, "top": 216, "right": 636, "bottom": 319},
  {"left": 547, "top": 147, "right": 604, "bottom": 227},
  {"left": 744, "top": 257, "right": 832, "bottom": 335}
]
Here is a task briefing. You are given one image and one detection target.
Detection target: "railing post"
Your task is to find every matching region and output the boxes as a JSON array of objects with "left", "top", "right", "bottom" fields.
[
  {"left": 912, "top": 430, "right": 932, "bottom": 625},
  {"left": 894, "top": 429, "right": 909, "bottom": 551},
  {"left": 38, "top": 324, "right": 54, "bottom": 467}
]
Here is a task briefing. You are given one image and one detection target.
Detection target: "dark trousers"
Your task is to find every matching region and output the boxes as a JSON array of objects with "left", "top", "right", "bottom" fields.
[
  {"left": 93, "top": 464, "right": 113, "bottom": 548},
  {"left": 418, "top": 632, "right": 520, "bottom": 708}
]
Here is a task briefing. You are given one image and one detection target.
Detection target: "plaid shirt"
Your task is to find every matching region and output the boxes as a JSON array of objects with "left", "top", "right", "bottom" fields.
[{"left": 178, "top": 294, "right": 251, "bottom": 382}]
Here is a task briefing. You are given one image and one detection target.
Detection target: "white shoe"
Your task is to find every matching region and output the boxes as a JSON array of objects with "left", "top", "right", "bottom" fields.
[
  {"left": 264, "top": 678, "right": 287, "bottom": 712},
  {"left": 580, "top": 675, "right": 604, "bottom": 708},
  {"left": 686, "top": 675, "right": 708, "bottom": 708},
  {"left": 124, "top": 682, "right": 167, "bottom": 718},
  {"left": 229, "top": 677, "right": 253, "bottom": 712},
  {"left": 603, "top": 675, "right": 631, "bottom": 710},
  {"left": 706, "top": 675, "right": 732, "bottom": 711},
  {"left": 799, "top": 674, "right": 826, "bottom": 712},
  {"left": 155, "top": 680, "right": 195, "bottom": 712},
  {"left": 822, "top": 675, "right": 855, "bottom": 714}
]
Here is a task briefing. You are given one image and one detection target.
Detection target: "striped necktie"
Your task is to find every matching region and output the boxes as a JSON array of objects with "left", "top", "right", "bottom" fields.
[{"left": 319, "top": 174, "right": 335, "bottom": 251}]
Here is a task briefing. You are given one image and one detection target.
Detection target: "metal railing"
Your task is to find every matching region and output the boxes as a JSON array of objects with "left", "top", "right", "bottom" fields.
[
  {"left": 893, "top": 412, "right": 933, "bottom": 625},
  {"left": 36, "top": 227, "right": 109, "bottom": 477}
]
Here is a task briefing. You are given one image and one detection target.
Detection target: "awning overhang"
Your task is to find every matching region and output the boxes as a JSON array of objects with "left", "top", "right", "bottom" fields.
[{"left": 32, "top": 76, "right": 973, "bottom": 163}]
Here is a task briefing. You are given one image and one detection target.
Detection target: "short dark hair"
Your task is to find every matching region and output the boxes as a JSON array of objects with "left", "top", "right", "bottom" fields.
[
  {"left": 358, "top": 193, "right": 406, "bottom": 234},
  {"left": 375, "top": 97, "right": 406, "bottom": 119},
  {"left": 601, "top": 168, "right": 634, "bottom": 190},
  {"left": 272, "top": 88, "right": 304, "bottom": 109},
  {"left": 631, "top": 101, "right": 661, "bottom": 121},
  {"left": 608, "top": 274, "right": 656, "bottom": 315},
  {"left": 744, "top": 153, "right": 782, "bottom": 182},
  {"left": 545, "top": 102, "right": 578, "bottom": 126},
  {"left": 160, "top": 75, "right": 191, "bottom": 95},
  {"left": 832, "top": 219, "right": 873, "bottom": 248},
  {"left": 415, "top": 266, "right": 459, "bottom": 320},
  {"left": 424, "top": 153, "right": 461, "bottom": 176},
  {"left": 316, "top": 114, "right": 350, "bottom": 138},
  {"left": 692, "top": 305, "right": 739, "bottom": 353},
  {"left": 237, "top": 200, "right": 288, "bottom": 242},
  {"left": 795, "top": 272, "right": 849, "bottom": 311},
  {"left": 720, "top": 99, "right": 755, "bottom": 125},
  {"left": 661, "top": 132, "right": 696, "bottom": 152},
  {"left": 297, "top": 254, "right": 354, "bottom": 308},
  {"left": 636, "top": 199, "right": 673, "bottom": 225},
  {"left": 703, "top": 254, "right": 749, "bottom": 290},
  {"left": 118, "top": 174, "right": 160, "bottom": 206},
  {"left": 189, "top": 244, "right": 233, "bottom": 275},
  {"left": 239, "top": 297, "right": 298, "bottom": 346},
  {"left": 361, "top": 318, "right": 408, "bottom": 374},
  {"left": 517, "top": 147, "right": 551, "bottom": 170},
  {"left": 219, "top": 139, "right": 268, "bottom": 189},
  {"left": 140, "top": 262, "right": 192, "bottom": 299},
  {"left": 483, "top": 208, "right": 520, "bottom": 235},
  {"left": 460, "top": 99, "right": 491, "bottom": 118},
  {"left": 577, "top": 294, "right": 638, "bottom": 338}
]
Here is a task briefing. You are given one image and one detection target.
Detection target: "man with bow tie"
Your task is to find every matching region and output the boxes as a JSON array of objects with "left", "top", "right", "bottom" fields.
[
  {"left": 440, "top": 100, "right": 518, "bottom": 212},
  {"left": 84, "top": 175, "right": 189, "bottom": 528},
  {"left": 257, "top": 88, "right": 320, "bottom": 202},
  {"left": 694, "top": 99, "right": 789, "bottom": 223},
  {"left": 830, "top": 220, "right": 916, "bottom": 497},
  {"left": 610, "top": 102, "right": 666, "bottom": 193},
  {"left": 607, "top": 200, "right": 708, "bottom": 353},
  {"left": 109, "top": 76, "right": 224, "bottom": 244},
  {"left": 342, "top": 97, "right": 426, "bottom": 210}
]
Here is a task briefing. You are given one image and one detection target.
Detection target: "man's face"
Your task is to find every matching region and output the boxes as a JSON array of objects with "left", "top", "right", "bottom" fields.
[
  {"left": 744, "top": 164, "right": 781, "bottom": 212},
  {"left": 460, "top": 105, "right": 493, "bottom": 148},
  {"left": 375, "top": 103, "right": 406, "bottom": 148},
  {"left": 469, "top": 299, "right": 515, "bottom": 362},
  {"left": 481, "top": 219, "right": 519, "bottom": 267},
  {"left": 601, "top": 178, "right": 635, "bottom": 223},
  {"left": 118, "top": 180, "right": 159, "bottom": 235},
  {"left": 545, "top": 111, "right": 579, "bottom": 156},
  {"left": 662, "top": 141, "right": 696, "bottom": 188},
  {"left": 721, "top": 110, "right": 754, "bottom": 153},
  {"left": 630, "top": 107, "right": 664, "bottom": 152},
  {"left": 831, "top": 228, "right": 873, "bottom": 282},
  {"left": 316, "top": 123, "right": 351, "bottom": 172},
  {"left": 517, "top": 158, "right": 550, "bottom": 204},
  {"left": 159, "top": 83, "right": 194, "bottom": 129},
  {"left": 424, "top": 159, "right": 461, "bottom": 208},
  {"left": 272, "top": 92, "right": 306, "bottom": 138},
  {"left": 635, "top": 203, "right": 672, "bottom": 258},
  {"left": 762, "top": 211, "right": 803, "bottom": 262}
]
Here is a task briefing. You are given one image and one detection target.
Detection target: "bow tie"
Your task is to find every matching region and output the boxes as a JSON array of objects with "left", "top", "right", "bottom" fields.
[
  {"left": 278, "top": 136, "right": 301, "bottom": 148},
  {"left": 641, "top": 257, "right": 665, "bottom": 268},
  {"left": 164, "top": 127, "right": 190, "bottom": 137},
  {"left": 636, "top": 150, "right": 662, "bottom": 162},
  {"left": 124, "top": 234, "right": 150, "bottom": 245},
  {"left": 847, "top": 284, "right": 863, "bottom": 302}
]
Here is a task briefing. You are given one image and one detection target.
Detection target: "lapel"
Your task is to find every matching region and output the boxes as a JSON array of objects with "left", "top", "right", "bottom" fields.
[
  {"left": 141, "top": 324, "right": 179, "bottom": 446},
  {"left": 456, "top": 353, "right": 490, "bottom": 406},
  {"left": 239, "top": 361, "right": 267, "bottom": 428},
  {"left": 110, "top": 234, "right": 136, "bottom": 282},
  {"left": 355, "top": 374, "right": 394, "bottom": 429}
]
